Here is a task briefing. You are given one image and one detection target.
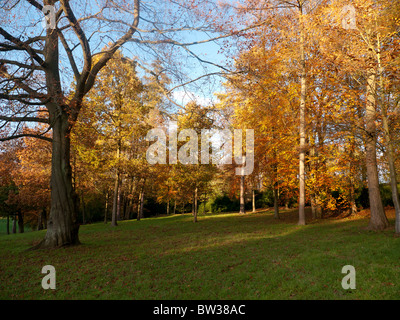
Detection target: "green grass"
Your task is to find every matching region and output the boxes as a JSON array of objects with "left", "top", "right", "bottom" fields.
[
  {"left": 0, "top": 210, "right": 399, "bottom": 300},
  {"left": 0, "top": 218, "right": 32, "bottom": 235}
]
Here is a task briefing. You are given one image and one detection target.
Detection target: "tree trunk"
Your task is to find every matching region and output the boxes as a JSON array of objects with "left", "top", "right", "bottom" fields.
[
  {"left": 137, "top": 191, "right": 141, "bottom": 221},
  {"left": 349, "top": 185, "right": 357, "bottom": 215},
  {"left": 192, "top": 191, "right": 195, "bottom": 216},
  {"left": 252, "top": 189, "right": 256, "bottom": 213},
  {"left": 112, "top": 172, "right": 120, "bottom": 226},
  {"left": 311, "top": 195, "right": 317, "bottom": 219},
  {"left": 81, "top": 191, "right": 86, "bottom": 225},
  {"left": 240, "top": 175, "right": 245, "bottom": 214},
  {"left": 125, "top": 197, "right": 133, "bottom": 220},
  {"left": 104, "top": 191, "right": 109, "bottom": 224},
  {"left": 273, "top": 160, "right": 279, "bottom": 219},
  {"left": 38, "top": 209, "right": 44, "bottom": 231},
  {"left": 285, "top": 199, "right": 290, "bottom": 210},
  {"left": 42, "top": 207, "right": 47, "bottom": 229},
  {"left": 117, "top": 184, "right": 122, "bottom": 221},
  {"left": 6, "top": 214, "right": 9, "bottom": 235},
  {"left": 382, "top": 117, "right": 400, "bottom": 233},
  {"left": 167, "top": 199, "right": 170, "bottom": 215},
  {"left": 298, "top": 7, "right": 307, "bottom": 226},
  {"left": 365, "top": 57, "right": 388, "bottom": 230},
  {"left": 12, "top": 215, "right": 16, "bottom": 234},
  {"left": 173, "top": 199, "right": 177, "bottom": 215},
  {"left": 33, "top": 116, "right": 80, "bottom": 248},
  {"left": 139, "top": 188, "right": 145, "bottom": 219},
  {"left": 273, "top": 186, "right": 279, "bottom": 219},
  {"left": 348, "top": 135, "right": 357, "bottom": 216},
  {"left": 203, "top": 191, "right": 207, "bottom": 214},
  {"left": 194, "top": 186, "right": 198, "bottom": 222},
  {"left": 377, "top": 44, "right": 400, "bottom": 233},
  {"left": 348, "top": 151, "right": 357, "bottom": 216},
  {"left": 17, "top": 209, "right": 24, "bottom": 233}
]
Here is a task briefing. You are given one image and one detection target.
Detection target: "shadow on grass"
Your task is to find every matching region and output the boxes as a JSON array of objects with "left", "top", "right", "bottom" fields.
[{"left": 1, "top": 209, "right": 399, "bottom": 300}]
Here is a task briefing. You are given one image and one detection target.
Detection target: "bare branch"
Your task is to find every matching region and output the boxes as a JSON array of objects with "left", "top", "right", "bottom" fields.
[
  {"left": 60, "top": 0, "right": 91, "bottom": 94},
  {"left": 0, "top": 28, "right": 46, "bottom": 67},
  {"left": 0, "top": 133, "right": 52, "bottom": 143},
  {"left": 57, "top": 29, "right": 81, "bottom": 81},
  {"left": 84, "top": 0, "right": 140, "bottom": 95},
  {"left": 25, "top": 0, "right": 42, "bottom": 11},
  {"left": 0, "top": 115, "right": 49, "bottom": 124}
]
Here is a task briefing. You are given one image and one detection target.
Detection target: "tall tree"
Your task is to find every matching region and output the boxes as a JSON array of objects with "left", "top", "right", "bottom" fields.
[{"left": 0, "top": 0, "right": 231, "bottom": 247}]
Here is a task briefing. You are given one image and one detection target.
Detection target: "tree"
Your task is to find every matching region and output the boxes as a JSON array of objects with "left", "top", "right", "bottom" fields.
[
  {"left": 0, "top": 0, "right": 232, "bottom": 248},
  {"left": 228, "top": 0, "right": 326, "bottom": 224},
  {"left": 174, "top": 102, "right": 217, "bottom": 222},
  {"left": 317, "top": 0, "right": 395, "bottom": 230},
  {"left": 0, "top": 0, "right": 141, "bottom": 248}
]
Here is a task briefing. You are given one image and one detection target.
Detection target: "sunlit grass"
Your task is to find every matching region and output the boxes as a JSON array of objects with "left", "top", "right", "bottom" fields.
[{"left": 0, "top": 210, "right": 399, "bottom": 300}]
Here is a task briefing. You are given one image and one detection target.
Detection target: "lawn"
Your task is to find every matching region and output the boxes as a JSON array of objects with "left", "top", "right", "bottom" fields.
[
  {"left": 0, "top": 209, "right": 399, "bottom": 300},
  {"left": 0, "top": 218, "right": 32, "bottom": 235}
]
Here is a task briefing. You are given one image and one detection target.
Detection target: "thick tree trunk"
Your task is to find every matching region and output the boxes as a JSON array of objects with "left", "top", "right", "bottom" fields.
[
  {"left": 298, "top": 8, "right": 307, "bottom": 226},
  {"left": 34, "top": 122, "right": 80, "bottom": 248},
  {"left": 239, "top": 175, "right": 245, "bottom": 214},
  {"left": 17, "top": 209, "right": 24, "bottom": 233},
  {"left": 33, "top": 116, "right": 80, "bottom": 248},
  {"left": 365, "top": 61, "right": 388, "bottom": 230},
  {"left": 167, "top": 199, "right": 170, "bottom": 215},
  {"left": 41, "top": 132, "right": 80, "bottom": 244},
  {"left": 31, "top": 23, "right": 80, "bottom": 248}
]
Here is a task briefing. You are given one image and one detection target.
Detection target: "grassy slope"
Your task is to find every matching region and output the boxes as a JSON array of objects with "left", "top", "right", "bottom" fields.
[
  {"left": 0, "top": 219, "right": 32, "bottom": 234},
  {"left": 0, "top": 209, "right": 399, "bottom": 300}
]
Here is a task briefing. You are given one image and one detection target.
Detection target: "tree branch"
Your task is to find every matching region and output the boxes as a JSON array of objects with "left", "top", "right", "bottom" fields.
[
  {"left": 84, "top": 0, "right": 140, "bottom": 95},
  {"left": 0, "top": 28, "right": 46, "bottom": 67},
  {"left": 0, "top": 115, "right": 49, "bottom": 124},
  {"left": 0, "top": 133, "right": 52, "bottom": 143}
]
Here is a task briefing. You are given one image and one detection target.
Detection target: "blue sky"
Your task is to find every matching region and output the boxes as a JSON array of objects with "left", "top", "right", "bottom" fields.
[{"left": 2, "top": 1, "right": 237, "bottom": 110}]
